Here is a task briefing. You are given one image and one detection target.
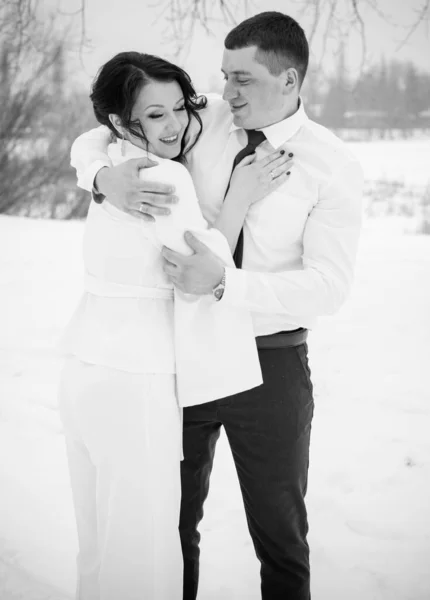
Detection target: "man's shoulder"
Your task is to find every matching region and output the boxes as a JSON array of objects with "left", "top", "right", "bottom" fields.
[{"left": 304, "top": 117, "right": 359, "bottom": 165}]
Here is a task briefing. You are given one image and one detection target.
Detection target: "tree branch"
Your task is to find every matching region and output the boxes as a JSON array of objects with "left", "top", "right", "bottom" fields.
[
  {"left": 395, "top": 0, "right": 430, "bottom": 51},
  {"left": 351, "top": 0, "right": 367, "bottom": 75}
]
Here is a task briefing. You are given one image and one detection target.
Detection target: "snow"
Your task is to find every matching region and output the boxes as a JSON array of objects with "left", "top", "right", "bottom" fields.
[
  {"left": 1, "top": 141, "right": 430, "bottom": 599},
  {"left": 348, "top": 139, "right": 430, "bottom": 188}
]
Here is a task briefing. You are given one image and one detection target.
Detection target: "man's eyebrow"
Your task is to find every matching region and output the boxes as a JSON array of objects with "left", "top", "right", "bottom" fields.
[
  {"left": 145, "top": 97, "right": 184, "bottom": 110},
  {"left": 221, "top": 69, "right": 252, "bottom": 75}
]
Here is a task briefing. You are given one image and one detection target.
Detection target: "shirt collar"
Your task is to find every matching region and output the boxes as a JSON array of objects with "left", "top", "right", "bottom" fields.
[{"left": 229, "top": 98, "right": 307, "bottom": 148}]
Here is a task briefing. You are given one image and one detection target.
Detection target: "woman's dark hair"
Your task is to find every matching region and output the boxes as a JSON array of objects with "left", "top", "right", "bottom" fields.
[
  {"left": 90, "top": 52, "right": 207, "bottom": 162},
  {"left": 225, "top": 12, "right": 309, "bottom": 87}
]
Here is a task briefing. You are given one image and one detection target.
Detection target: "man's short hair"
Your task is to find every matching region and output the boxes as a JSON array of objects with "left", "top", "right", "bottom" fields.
[{"left": 224, "top": 11, "right": 309, "bottom": 86}]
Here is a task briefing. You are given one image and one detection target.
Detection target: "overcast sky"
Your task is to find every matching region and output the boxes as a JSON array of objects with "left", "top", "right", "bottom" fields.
[{"left": 45, "top": 0, "right": 430, "bottom": 92}]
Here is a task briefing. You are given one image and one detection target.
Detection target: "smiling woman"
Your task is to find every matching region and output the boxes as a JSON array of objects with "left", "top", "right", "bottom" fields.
[
  {"left": 89, "top": 51, "right": 207, "bottom": 161},
  {"left": 112, "top": 79, "right": 189, "bottom": 158}
]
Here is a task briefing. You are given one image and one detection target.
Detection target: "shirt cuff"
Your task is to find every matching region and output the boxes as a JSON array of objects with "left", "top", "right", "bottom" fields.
[
  {"left": 77, "top": 159, "right": 112, "bottom": 192},
  {"left": 221, "top": 266, "right": 248, "bottom": 307}
]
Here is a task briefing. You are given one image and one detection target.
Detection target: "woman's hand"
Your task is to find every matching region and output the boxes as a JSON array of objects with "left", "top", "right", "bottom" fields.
[
  {"left": 215, "top": 148, "right": 293, "bottom": 252},
  {"left": 226, "top": 147, "right": 293, "bottom": 206}
]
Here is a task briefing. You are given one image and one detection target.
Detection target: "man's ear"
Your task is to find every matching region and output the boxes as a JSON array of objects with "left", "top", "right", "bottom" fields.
[
  {"left": 108, "top": 114, "right": 124, "bottom": 137},
  {"left": 282, "top": 68, "right": 299, "bottom": 95}
]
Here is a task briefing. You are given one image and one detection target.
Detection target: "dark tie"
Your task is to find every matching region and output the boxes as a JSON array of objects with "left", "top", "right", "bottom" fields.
[{"left": 225, "top": 129, "right": 267, "bottom": 268}]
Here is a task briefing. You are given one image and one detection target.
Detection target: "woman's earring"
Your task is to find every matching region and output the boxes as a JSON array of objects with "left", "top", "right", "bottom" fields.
[{"left": 121, "top": 134, "right": 126, "bottom": 156}]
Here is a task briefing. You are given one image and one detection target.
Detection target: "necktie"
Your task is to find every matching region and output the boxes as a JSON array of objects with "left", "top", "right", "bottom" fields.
[{"left": 225, "top": 129, "right": 267, "bottom": 268}]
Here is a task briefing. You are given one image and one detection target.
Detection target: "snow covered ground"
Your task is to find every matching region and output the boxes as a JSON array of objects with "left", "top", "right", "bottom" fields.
[
  {"left": 348, "top": 139, "right": 430, "bottom": 188},
  {"left": 1, "top": 139, "right": 430, "bottom": 599}
]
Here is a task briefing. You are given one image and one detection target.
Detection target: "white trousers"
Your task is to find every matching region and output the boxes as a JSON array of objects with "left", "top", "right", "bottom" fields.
[{"left": 58, "top": 357, "right": 183, "bottom": 600}]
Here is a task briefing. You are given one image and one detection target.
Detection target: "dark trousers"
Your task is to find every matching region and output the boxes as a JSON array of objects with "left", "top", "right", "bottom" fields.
[{"left": 179, "top": 342, "right": 314, "bottom": 600}]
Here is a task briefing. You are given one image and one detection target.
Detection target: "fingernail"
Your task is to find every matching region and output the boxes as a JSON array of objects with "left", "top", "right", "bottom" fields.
[
  {"left": 287, "top": 171, "right": 291, "bottom": 175},
  {"left": 280, "top": 150, "right": 285, "bottom": 155},
  {"left": 288, "top": 152, "right": 293, "bottom": 157},
  {"left": 172, "top": 195, "right": 179, "bottom": 203}
]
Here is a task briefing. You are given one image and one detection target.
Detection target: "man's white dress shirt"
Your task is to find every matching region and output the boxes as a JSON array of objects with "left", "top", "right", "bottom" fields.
[
  {"left": 71, "top": 94, "right": 363, "bottom": 337},
  {"left": 62, "top": 140, "right": 263, "bottom": 407}
]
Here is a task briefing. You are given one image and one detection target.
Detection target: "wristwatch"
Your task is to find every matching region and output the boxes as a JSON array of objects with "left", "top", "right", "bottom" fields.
[{"left": 212, "top": 269, "right": 226, "bottom": 301}]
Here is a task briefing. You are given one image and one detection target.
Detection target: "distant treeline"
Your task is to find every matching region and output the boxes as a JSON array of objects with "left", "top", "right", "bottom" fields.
[{"left": 302, "top": 56, "right": 430, "bottom": 134}]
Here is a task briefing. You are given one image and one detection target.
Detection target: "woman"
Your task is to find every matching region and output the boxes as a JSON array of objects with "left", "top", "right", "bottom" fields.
[{"left": 59, "top": 52, "right": 291, "bottom": 600}]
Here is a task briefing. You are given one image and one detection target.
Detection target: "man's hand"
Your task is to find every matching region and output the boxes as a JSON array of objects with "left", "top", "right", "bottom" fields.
[
  {"left": 162, "top": 232, "right": 225, "bottom": 295},
  {"left": 95, "top": 159, "right": 178, "bottom": 221}
]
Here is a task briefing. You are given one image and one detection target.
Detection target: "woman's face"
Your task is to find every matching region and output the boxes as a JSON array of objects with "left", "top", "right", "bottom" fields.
[{"left": 127, "top": 79, "right": 189, "bottom": 158}]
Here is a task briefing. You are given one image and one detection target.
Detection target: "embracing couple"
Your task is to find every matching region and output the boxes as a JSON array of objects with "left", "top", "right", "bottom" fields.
[{"left": 59, "top": 10, "right": 363, "bottom": 600}]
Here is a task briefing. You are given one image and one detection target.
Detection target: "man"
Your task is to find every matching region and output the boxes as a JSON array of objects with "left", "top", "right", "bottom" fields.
[{"left": 71, "top": 12, "right": 363, "bottom": 600}]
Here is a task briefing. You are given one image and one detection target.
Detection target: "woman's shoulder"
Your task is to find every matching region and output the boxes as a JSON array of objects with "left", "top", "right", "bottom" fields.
[{"left": 139, "top": 159, "right": 192, "bottom": 186}]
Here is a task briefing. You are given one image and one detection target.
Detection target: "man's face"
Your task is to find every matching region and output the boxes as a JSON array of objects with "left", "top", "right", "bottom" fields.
[{"left": 221, "top": 46, "right": 288, "bottom": 130}]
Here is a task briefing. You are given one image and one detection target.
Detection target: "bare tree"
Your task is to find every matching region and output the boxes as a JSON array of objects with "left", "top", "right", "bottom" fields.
[{"left": 0, "top": 0, "right": 95, "bottom": 217}]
